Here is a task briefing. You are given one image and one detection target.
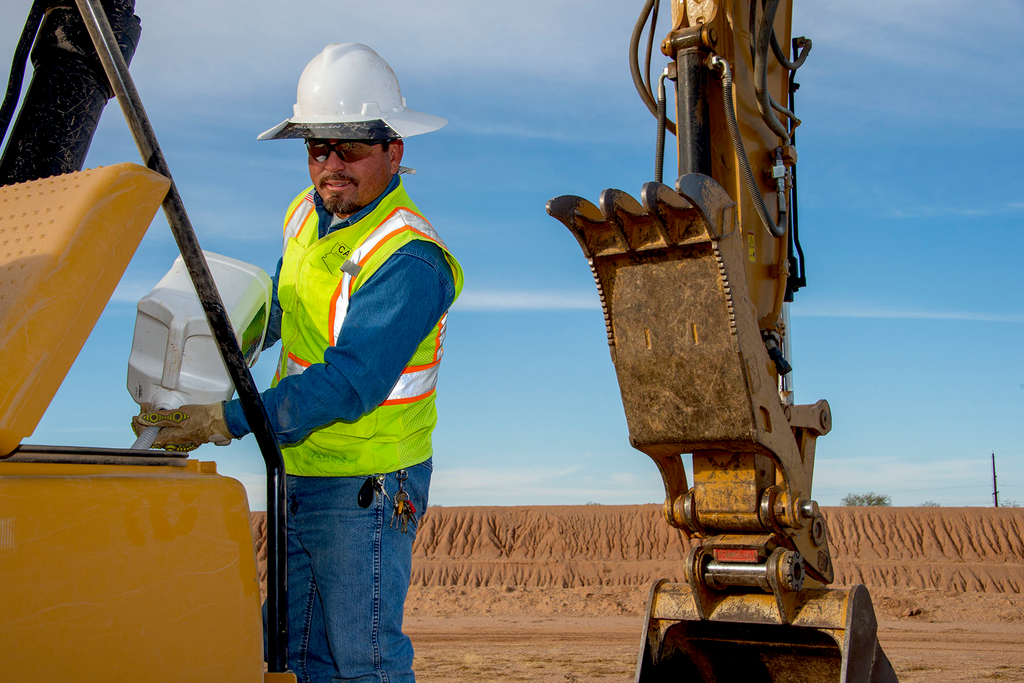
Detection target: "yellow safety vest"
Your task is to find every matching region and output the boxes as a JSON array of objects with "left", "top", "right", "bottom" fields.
[{"left": 272, "top": 180, "right": 463, "bottom": 476}]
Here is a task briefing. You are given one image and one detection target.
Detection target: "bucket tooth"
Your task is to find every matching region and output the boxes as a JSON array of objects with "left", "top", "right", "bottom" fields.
[
  {"left": 639, "top": 181, "right": 702, "bottom": 245},
  {"left": 673, "top": 172, "right": 736, "bottom": 240},
  {"left": 598, "top": 188, "right": 671, "bottom": 251},
  {"left": 547, "top": 193, "right": 630, "bottom": 258}
]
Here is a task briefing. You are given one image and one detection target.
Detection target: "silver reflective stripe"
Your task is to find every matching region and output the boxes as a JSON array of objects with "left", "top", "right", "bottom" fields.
[
  {"left": 386, "top": 363, "right": 439, "bottom": 402},
  {"left": 351, "top": 210, "right": 449, "bottom": 266},
  {"left": 331, "top": 209, "right": 446, "bottom": 344},
  {"left": 286, "top": 355, "right": 310, "bottom": 377},
  {"left": 331, "top": 269, "right": 356, "bottom": 343},
  {"left": 283, "top": 195, "right": 316, "bottom": 253}
]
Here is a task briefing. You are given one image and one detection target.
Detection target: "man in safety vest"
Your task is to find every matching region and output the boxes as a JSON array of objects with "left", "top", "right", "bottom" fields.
[{"left": 134, "top": 43, "right": 463, "bottom": 682}]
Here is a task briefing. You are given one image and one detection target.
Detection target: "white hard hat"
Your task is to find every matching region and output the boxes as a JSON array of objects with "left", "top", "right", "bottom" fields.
[{"left": 258, "top": 43, "right": 446, "bottom": 141}]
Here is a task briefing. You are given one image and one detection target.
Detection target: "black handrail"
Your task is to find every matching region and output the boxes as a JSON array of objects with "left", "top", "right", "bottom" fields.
[{"left": 72, "top": 0, "right": 289, "bottom": 671}]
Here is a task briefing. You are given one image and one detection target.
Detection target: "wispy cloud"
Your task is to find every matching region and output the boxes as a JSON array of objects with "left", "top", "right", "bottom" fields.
[
  {"left": 112, "top": 283, "right": 596, "bottom": 314},
  {"left": 799, "top": 0, "right": 1022, "bottom": 69},
  {"left": 795, "top": 1, "right": 1024, "bottom": 132},
  {"left": 455, "top": 289, "right": 599, "bottom": 311},
  {"left": 889, "top": 202, "right": 1024, "bottom": 219},
  {"left": 109, "top": 279, "right": 158, "bottom": 305},
  {"left": 34, "top": 0, "right": 635, "bottom": 105},
  {"left": 217, "top": 458, "right": 1020, "bottom": 509},
  {"left": 429, "top": 465, "right": 661, "bottom": 505},
  {"left": 217, "top": 461, "right": 664, "bottom": 510},
  {"left": 439, "top": 465, "right": 585, "bottom": 491},
  {"left": 455, "top": 120, "right": 577, "bottom": 142},
  {"left": 236, "top": 473, "right": 267, "bottom": 511},
  {"left": 812, "top": 454, "right": 1023, "bottom": 507},
  {"left": 793, "top": 307, "right": 1024, "bottom": 323},
  {"left": 890, "top": 207, "right": 994, "bottom": 219}
]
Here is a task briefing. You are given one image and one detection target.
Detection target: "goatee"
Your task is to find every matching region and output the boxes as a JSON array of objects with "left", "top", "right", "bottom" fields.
[{"left": 319, "top": 173, "right": 360, "bottom": 215}]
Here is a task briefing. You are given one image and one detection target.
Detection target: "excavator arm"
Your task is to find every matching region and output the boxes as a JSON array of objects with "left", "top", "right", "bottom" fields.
[{"left": 547, "top": 1, "right": 897, "bottom": 680}]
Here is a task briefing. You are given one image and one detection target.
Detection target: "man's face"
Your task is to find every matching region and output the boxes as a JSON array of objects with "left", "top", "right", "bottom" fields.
[{"left": 307, "top": 138, "right": 404, "bottom": 218}]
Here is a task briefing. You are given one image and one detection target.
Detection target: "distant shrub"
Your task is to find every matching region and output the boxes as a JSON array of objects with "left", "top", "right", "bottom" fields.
[
  {"left": 918, "top": 501, "right": 941, "bottom": 507},
  {"left": 841, "top": 492, "right": 892, "bottom": 506},
  {"left": 1000, "top": 500, "right": 1021, "bottom": 508}
]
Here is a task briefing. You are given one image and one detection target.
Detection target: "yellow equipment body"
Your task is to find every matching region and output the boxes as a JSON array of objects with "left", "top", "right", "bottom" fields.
[
  {"left": 0, "top": 457, "right": 264, "bottom": 682},
  {"left": 0, "top": 2, "right": 301, "bottom": 679},
  {"left": 0, "top": 0, "right": 300, "bottom": 675},
  {"left": 0, "top": 164, "right": 295, "bottom": 680}
]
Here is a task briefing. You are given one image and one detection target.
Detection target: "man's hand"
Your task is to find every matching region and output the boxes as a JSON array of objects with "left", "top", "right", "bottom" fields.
[{"left": 132, "top": 403, "right": 233, "bottom": 452}]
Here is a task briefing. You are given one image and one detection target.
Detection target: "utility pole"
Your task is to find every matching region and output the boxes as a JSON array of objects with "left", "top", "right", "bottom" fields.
[{"left": 992, "top": 452, "right": 999, "bottom": 508}]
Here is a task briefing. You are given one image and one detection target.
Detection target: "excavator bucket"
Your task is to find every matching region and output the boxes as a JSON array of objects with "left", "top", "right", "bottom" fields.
[
  {"left": 636, "top": 582, "right": 897, "bottom": 683},
  {"left": 548, "top": 173, "right": 899, "bottom": 682}
]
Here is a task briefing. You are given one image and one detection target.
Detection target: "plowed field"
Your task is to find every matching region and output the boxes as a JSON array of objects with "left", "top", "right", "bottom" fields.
[{"left": 252, "top": 506, "right": 1024, "bottom": 681}]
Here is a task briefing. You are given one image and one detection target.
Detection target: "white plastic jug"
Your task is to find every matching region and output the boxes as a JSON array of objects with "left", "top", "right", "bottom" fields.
[{"left": 127, "top": 252, "right": 272, "bottom": 413}]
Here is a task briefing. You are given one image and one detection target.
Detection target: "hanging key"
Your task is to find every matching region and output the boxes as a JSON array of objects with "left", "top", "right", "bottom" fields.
[
  {"left": 401, "top": 495, "right": 417, "bottom": 533},
  {"left": 390, "top": 469, "right": 418, "bottom": 533}
]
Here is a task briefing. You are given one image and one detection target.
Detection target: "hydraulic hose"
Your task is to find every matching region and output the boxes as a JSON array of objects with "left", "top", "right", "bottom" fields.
[
  {"left": 655, "top": 70, "right": 667, "bottom": 183},
  {"left": 710, "top": 55, "right": 785, "bottom": 239},
  {"left": 753, "top": 0, "right": 790, "bottom": 145},
  {"left": 772, "top": 34, "right": 811, "bottom": 71},
  {"left": 643, "top": 0, "right": 660, "bottom": 104},
  {"left": 630, "top": 0, "right": 676, "bottom": 136},
  {"left": 770, "top": 97, "right": 800, "bottom": 127},
  {"left": 786, "top": 67, "right": 806, "bottom": 296}
]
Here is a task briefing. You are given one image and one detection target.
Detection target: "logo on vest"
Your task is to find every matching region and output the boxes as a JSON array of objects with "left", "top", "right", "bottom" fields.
[{"left": 321, "top": 243, "right": 353, "bottom": 274}]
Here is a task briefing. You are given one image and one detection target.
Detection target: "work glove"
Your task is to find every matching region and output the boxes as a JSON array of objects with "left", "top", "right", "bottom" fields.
[{"left": 132, "top": 402, "right": 233, "bottom": 452}]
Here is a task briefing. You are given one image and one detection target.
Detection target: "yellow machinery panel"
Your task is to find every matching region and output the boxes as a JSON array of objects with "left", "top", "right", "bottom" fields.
[
  {"left": 0, "top": 163, "right": 170, "bottom": 455},
  {"left": 0, "top": 457, "right": 264, "bottom": 682}
]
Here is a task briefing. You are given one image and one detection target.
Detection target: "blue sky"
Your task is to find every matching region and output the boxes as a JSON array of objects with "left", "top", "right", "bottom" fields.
[{"left": 3, "top": 0, "right": 1022, "bottom": 509}]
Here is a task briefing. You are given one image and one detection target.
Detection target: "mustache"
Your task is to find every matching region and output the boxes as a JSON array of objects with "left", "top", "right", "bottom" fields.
[{"left": 319, "top": 172, "right": 358, "bottom": 186}]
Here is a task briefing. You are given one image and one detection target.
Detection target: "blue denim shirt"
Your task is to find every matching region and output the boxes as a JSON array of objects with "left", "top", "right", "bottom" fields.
[{"left": 223, "top": 176, "right": 456, "bottom": 443}]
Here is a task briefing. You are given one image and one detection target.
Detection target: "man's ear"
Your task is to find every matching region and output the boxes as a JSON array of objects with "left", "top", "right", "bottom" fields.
[{"left": 389, "top": 139, "right": 405, "bottom": 174}]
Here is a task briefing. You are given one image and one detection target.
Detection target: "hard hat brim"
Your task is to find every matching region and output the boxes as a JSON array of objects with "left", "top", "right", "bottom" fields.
[
  {"left": 257, "top": 119, "right": 399, "bottom": 141},
  {"left": 257, "top": 111, "right": 447, "bottom": 141}
]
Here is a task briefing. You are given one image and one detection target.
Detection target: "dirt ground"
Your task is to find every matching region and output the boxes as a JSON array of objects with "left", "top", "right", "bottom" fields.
[
  {"left": 405, "top": 613, "right": 1024, "bottom": 682},
  {"left": 253, "top": 506, "right": 1024, "bottom": 680},
  {"left": 402, "top": 587, "right": 1024, "bottom": 682}
]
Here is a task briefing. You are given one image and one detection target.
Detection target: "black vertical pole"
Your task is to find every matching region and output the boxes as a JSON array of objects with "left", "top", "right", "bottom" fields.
[{"left": 992, "top": 452, "right": 999, "bottom": 508}]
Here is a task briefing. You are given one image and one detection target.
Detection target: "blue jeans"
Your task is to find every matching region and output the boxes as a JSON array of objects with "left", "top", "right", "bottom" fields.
[{"left": 266, "top": 459, "right": 431, "bottom": 683}]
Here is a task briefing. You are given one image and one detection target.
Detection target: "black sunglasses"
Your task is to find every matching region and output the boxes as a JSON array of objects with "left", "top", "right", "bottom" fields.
[{"left": 305, "top": 139, "right": 389, "bottom": 163}]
